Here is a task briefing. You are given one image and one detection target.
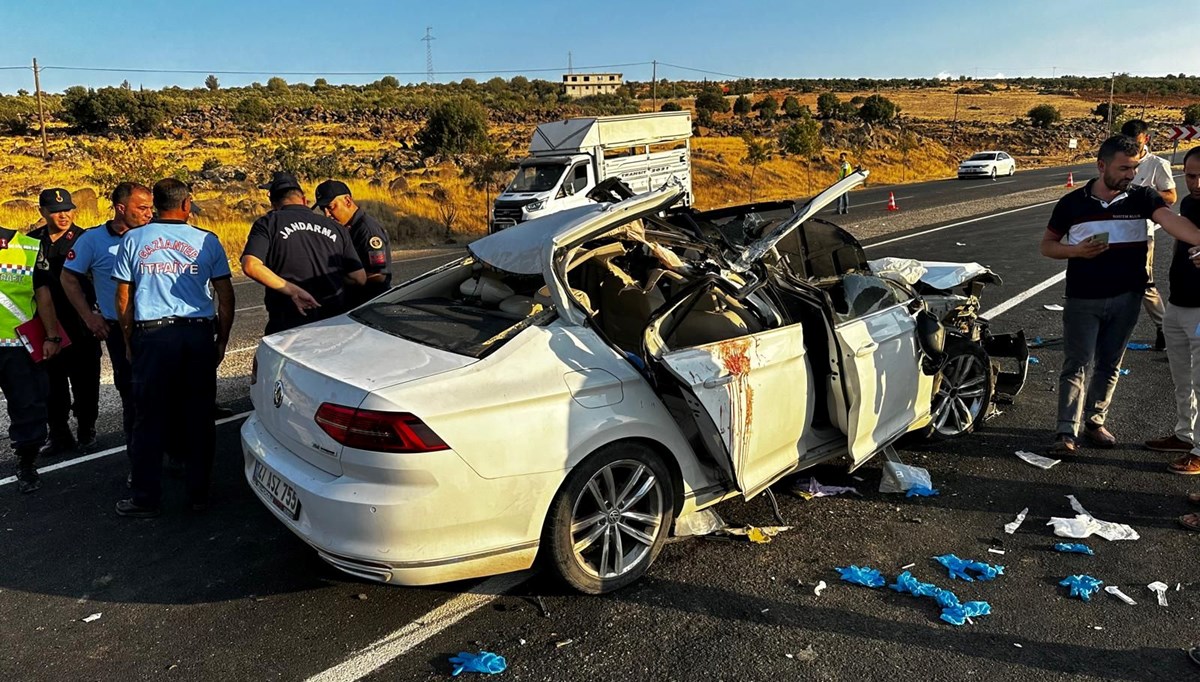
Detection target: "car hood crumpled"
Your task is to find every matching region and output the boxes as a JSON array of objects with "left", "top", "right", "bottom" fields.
[{"left": 869, "top": 258, "right": 999, "bottom": 290}]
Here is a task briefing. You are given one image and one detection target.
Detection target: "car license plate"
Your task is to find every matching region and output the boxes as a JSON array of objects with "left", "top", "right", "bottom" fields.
[{"left": 253, "top": 460, "right": 301, "bottom": 520}]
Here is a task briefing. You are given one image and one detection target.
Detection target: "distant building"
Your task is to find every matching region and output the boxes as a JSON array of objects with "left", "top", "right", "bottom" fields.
[{"left": 562, "top": 73, "right": 623, "bottom": 97}]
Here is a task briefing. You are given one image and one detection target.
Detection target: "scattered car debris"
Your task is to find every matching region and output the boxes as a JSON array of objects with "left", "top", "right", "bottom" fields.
[
  {"left": 1029, "top": 336, "right": 1045, "bottom": 348},
  {"left": 1027, "top": 356, "right": 1041, "bottom": 365},
  {"left": 955, "top": 242, "right": 967, "bottom": 247},
  {"left": 793, "top": 645, "right": 818, "bottom": 663},
  {"left": 449, "top": 650, "right": 507, "bottom": 676},
  {"left": 719, "top": 525, "right": 794, "bottom": 544},
  {"left": 1127, "top": 342, "right": 1152, "bottom": 351},
  {"left": 836, "top": 565, "right": 886, "bottom": 588},
  {"left": 1047, "top": 495, "right": 1140, "bottom": 541},
  {"left": 1014, "top": 643, "right": 1023, "bottom": 648},
  {"left": 906, "top": 485, "right": 940, "bottom": 498},
  {"left": 1004, "top": 508, "right": 1030, "bottom": 535},
  {"left": 791, "top": 478, "right": 861, "bottom": 500},
  {"left": 934, "top": 554, "right": 1005, "bottom": 582},
  {"left": 1054, "top": 543, "right": 1095, "bottom": 555},
  {"left": 813, "top": 580, "right": 828, "bottom": 596},
  {"left": 1060, "top": 575, "right": 1103, "bottom": 601},
  {"left": 879, "top": 461, "right": 932, "bottom": 495},
  {"left": 536, "top": 596, "right": 550, "bottom": 618},
  {"left": 81, "top": 613, "right": 102, "bottom": 623},
  {"left": 673, "top": 508, "right": 726, "bottom": 537},
  {"left": 901, "top": 563, "right": 917, "bottom": 570},
  {"left": 890, "top": 571, "right": 992, "bottom": 626},
  {"left": 987, "top": 548, "right": 1006, "bottom": 555},
  {"left": 1148, "top": 581, "right": 1169, "bottom": 606},
  {"left": 1044, "top": 304, "right": 1064, "bottom": 312},
  {"left": 1104, "top": 586, "right": 1137, "bottom": 605},
  {"left": 555, "top": 639, "right": 574, "bottom": 649},
  {"left": 1016, "top": 450, "right": 1060, "bottom": 469},
  {"left": 355, "top": 593, "right": 368, "bottom": 601},
  {"left": 1118, "top": 368, "right": 1130, "bottom": 376}
]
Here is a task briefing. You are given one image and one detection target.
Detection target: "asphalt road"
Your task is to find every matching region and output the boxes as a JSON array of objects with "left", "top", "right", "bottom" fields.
[{"left": 2, "top": 164, "right": 1197, "bottom": 681}]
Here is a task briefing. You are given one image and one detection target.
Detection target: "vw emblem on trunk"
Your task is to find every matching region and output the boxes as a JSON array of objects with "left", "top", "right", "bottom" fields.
[{"left": 273, "top": 380, "right": 284, "bottom": 408}]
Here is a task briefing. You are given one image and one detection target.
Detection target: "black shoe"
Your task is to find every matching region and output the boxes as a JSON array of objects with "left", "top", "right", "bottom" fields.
[
  {"left": 1156, "top": 326, "right": 1167, "bottom": 352},
  {"left": 39, "top": 437, "right": 76, "bottom": 457},
  {"left": 115, "top": 498, "right": 160, "bottom": 518},
  {"left": 214, "top": 404, "right": 235, "bottom": 419},
  {"left": 77, "top": 428, "right": 97, "bottom": 451},
  {"left": 16, "top": 470, "right": 40, "bottom": 494}
]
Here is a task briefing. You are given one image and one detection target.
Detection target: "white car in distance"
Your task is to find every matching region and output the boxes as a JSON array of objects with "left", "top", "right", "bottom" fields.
[
  {"left": 957, "top": 151, "right": 1016, "bottom": 180},
  {"left": 241, "top": 172, "right": 1026, "bottom": 594}
]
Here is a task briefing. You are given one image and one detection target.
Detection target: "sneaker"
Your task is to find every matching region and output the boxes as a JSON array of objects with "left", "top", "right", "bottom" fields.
[
  {"left": 16, "top": 470, "right": 40, "bottom": 494},
  {"left": 1083, "top": 425, "right": 1116, "bottom": 449},
  {"left": 1145, "top": 434, "right": 1194, "bottom": 453},
  {"left": 39, "top": 437, "right": 76, "bottom": 458},
  {"left": 1169, "top": 454, "right": 1200, "bottom": 475},
  {"left": 77, "top": 428, "right": 97, "bottom": 451},
  {"left": 1155, "top": 326, "right": 1166, "bottom": 352},
  {"left": 115, "top": 498, "right": 161, "bottom": 518},
  {"left": 1049, "top": 434, "right": 1078, "bottom": 456}
]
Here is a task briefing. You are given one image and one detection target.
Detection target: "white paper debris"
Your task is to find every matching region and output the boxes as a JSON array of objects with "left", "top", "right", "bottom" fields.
[
  {"left": 1104, "top": 586, "right": 1137, "bottom": 605},
  {"left": 1046, "top": 495, "right": 1140, "bottom": 541},
  {"left": 1013, "top": 643, "right": 1023, "bottom": 648},
  {"left": 1044, "top": 304, "right": 1064, "bottom": 311},
  {"left": 81, "top": 613, "right": 102, "bottom": 623},
  {"left": 956, "top": 242, "right": 967, "bottom": 247},
  {"left": 1016, "top": 450, "right": 1061, "bottom": 470},
  {"left": 987, "top": 548, "right": 1006, "bottom": 555},
  {"left": 1004, "top": 508, "right": 1030, "bottom": 535},
  {"left": 1148, "top": 581, "right": 1169, "bottom": 606},
  {"left": 901, "top": 563, "right": 916, "bottom": 570},
  {"left": 1176, "top": 583, "right": 1182, "bottom": 592},
  {"left": 813, "top": 580, "right": 827, "bottom": 597}
]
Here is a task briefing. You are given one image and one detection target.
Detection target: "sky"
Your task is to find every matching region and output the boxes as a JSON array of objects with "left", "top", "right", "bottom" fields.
[{"left": 1, "top": 0, "right": 1198, "bottom": 94}]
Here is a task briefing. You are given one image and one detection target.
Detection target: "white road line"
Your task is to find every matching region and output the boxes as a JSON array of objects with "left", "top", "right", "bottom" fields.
[
  {"left": 0, "top": 410, "right": 253, "bottom": 487},
  {"left": 964, "top": 180, "right": 1017, "bottom": 189},
  {"left": 235, "top": 304, "right": 265, "bottom": 313},
  {"left": 851, "top": 195, "right": 914, "bottom": 208},
  {"left": 980, "top": 270, "right": 1067, "bottom": 320},
  {"left": 306, "top": 572, "right": 532, "bottom": 682},
  {"left": 864, "top": 199, "right": 1059, "bottom": 250}
]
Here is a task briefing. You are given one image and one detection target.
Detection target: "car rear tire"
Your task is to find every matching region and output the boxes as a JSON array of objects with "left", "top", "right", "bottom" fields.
[
  {"left": 543, "top": 442, "right": 674, "bottom": 594},
  {"left": 927, "top": 337, "right": 994, "bottom": 439}
]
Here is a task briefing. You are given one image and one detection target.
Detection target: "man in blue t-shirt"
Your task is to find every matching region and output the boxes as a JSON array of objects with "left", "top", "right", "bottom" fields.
[
  {"left": 61, "top": 182, "right": 153, "bottom": 454},
  {"left": 110, "top": 178, "right": 235, "bottom": 518}
]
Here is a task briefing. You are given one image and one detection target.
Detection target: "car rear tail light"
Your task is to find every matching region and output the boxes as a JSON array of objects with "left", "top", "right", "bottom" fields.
[{"left": 314, "top": 403, "right": 449, "bottom": 453}]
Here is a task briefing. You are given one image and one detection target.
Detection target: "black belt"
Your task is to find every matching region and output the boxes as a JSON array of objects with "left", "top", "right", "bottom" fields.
[{"left": 134, "top": 317, "right": 214, "bottom": 330}]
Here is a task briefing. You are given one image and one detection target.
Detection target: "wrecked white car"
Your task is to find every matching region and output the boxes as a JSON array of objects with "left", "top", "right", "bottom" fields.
[{"left": 241, "top": 171, "right": 1027, "bottom": 594}]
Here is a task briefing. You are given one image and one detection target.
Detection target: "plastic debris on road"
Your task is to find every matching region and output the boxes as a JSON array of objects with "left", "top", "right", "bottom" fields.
[
  {"left": 673, "top": 508, "right": 726, "bottom": 537},
  {"left": 719, "top": 525, "right": 793, "bottom": 544},
  {"left": 813, "top": 580, "right": 827, "bottom": 596},
  {"left": 835, "top": 565, "right": 886, "bottom": 588},
  {"left": 1060, "top": 575, "right": 1103, "bottom": 601},
  {"left": 1104, "top": 586, "right": 1137, "bottom": 605},
  {"left": 1127, "top": 342, "right": 1152, "bottom": 351},
  {"left": 791, "top": 477, "right": 861, "bottom": 500},
  {"left": 1027, "top": 356, "right": 1041, "bottom": 365},
  {"left": 934, "top": 554, "right": 1005, "bottom": 582},
  {"left": 889, "top": 571, "right": 992, "bottom": 626},
  {"left": 879, "top": 462, "right": 932, "bottom": 494},
  {"left": 1044, "top": 304, "right": 1064, "bottom": 312},
  {"left": 987, "top": 548, "right": 1006, "bottom": 555},
  {"left": 1148, "top": 581, "right": 1169, "bottom": 606},
  {"left": 1118, "top": 368, "right": 1130, "bottom": 376},
  {"left": 1046, "top": 495, "right": 1140, "bottom": 541},
  {"left": 1054, "top": 543, "right": 1095, "bottom": 555},
  {"left": 906, "top": 485, "right": 940, "bottom": 498},
  {"left": 81, "top": 613, "right": 101, "bottom": 623},
  {"left": 1015, "top": 450, "right": 1060, "bottom": 469},
  {"left": 449, "top": 651, "right": 507, "bottom": 676},
  {"left": 1004, "top": 508, "right": 1030, "bottom": 535}
]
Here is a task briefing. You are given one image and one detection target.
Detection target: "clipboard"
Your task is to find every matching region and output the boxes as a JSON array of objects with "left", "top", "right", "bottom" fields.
[{"left": 16, "top": 318, "right": 72, "bottom": 362}]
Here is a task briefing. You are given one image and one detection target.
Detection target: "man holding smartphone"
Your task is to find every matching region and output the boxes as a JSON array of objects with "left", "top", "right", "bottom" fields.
[{"left": 1040, "top": 135, "right": 1200, "bottom": 455}]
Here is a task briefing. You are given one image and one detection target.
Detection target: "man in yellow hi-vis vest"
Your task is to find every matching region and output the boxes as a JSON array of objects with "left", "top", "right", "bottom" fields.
[
  {"left": 837, "top": 153, "right": 852, "bottom": 215},
  {"left": 0, "top": 224, "right": 61, "bottom": 493}
]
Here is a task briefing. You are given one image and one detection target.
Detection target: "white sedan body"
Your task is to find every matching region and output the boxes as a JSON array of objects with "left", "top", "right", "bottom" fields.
[
  {"left": 957, "top": 151, "right": 1016, "bottom": 179},
  {"left": 241, "top": 172, "right": 970, "bottom": 591}
]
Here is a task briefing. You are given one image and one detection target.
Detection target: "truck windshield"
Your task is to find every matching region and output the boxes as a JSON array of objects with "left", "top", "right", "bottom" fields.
[{"left": 507, "top": 164, "right": 566, "bottom": 193}]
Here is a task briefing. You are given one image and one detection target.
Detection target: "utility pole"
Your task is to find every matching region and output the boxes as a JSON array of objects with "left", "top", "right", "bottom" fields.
[
  {"left": 568, "top": 51, "right": 572, "bottom": 74},
  {"left": 32, "top": 57, "right": 48, "bottom": 159},
  {"left": 1107, "top": 71, "right": 1115, "bottom": 131},
  {"left": 952, "top": 91, "right": 960, "bottom": 129},
  {"left": 421, "top": 27, "right": 435, "bottom": 83},
  {"left": 1052, "top": 66, "right": 1057, "bottom": 78},
  {"left": 652, "top": 60, "right": 657, "bottom": 110}
]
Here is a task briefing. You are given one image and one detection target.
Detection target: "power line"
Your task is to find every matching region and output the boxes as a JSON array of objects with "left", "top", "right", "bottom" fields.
[
  {"left": 656, "top": 61, "right": 753, "bottom": 80},
  {"left": 34, "top": 61, "right": 654, "bottom": 77}
]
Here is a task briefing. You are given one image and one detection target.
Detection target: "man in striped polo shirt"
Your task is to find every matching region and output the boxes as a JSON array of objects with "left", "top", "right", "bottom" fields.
[{"left": 1040, "top": 135, "right": 1200, "bottom": 455}]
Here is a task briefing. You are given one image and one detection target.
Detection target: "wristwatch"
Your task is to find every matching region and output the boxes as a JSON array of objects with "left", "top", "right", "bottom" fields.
[{"left": 46, "top": 336, "right": 62, "bottom": 343}]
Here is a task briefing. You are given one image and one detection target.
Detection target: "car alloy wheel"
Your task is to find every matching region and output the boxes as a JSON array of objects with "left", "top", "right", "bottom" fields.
[
  {"left": 929, "top": 339, "right": 993, "bottom": 438},
  {"left": 545, "top": 442, "right": 673, "bottom": 593}
]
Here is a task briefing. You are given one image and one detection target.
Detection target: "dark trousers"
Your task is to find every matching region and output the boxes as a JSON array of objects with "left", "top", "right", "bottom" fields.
[
  {"left": 44, "top": 334, "right": 100, "bottom": 440},
  {"left": 265, "top": 303, "right": 342, "bottom": 336},
  {"left": 128, "top": 323, "right": 217, "bottom": 508},
  {"left": 0, "top": 347, "right": 48, "bottom": 449},
  {"left": 103, "top": 321, "right": 134, "bottom": 446},
  {"left": 1057, "top": 291, "right": 1142, "bottom": 436}
]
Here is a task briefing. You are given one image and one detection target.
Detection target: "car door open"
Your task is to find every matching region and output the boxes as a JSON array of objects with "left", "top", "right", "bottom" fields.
[{"left": 643, "top": 279, "right": 812, "bottom": 499}]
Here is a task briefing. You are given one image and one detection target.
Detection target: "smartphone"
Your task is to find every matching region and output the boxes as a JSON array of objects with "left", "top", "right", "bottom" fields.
[{"left": 1090, "top": 232, "right": 1110, "bottom": 245}]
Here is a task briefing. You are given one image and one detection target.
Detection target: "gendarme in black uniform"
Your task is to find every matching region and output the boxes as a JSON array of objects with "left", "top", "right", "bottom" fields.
[
  {"left": 242, "top": 204, "right": 362, "bottom": 334},
  {"left": 345, "top": 208, "right": 391, "bottom": 306}
]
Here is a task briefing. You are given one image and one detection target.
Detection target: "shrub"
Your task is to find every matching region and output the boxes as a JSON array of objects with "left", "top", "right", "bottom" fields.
[
  {"left": 81, "top": 139, "right": 189, "bottom": 188},
  {"left": 58, "top": 86, "right": 171, "bottom": 136},
  {"left": 417, "top": 97, "right": 490, "bottom": 157},
  {"left": 782, "top": 95, "right": 803, "bottom": 118},
  {"left": 660, "top": 101, "right": 682, "bottom": 112},
  {"left": 1093, "top": 102, "right": 1125, "bottom": 120},
  {"left": 1028, "top": 103, "right": 1061, "bottom": 128},
  {"left": 694, "top": 88, "right": 728, "bottom": 116},
  {"left": 1184, "top": 103, "right": 1200, "bottom": 125},
  {"left": 858, "top": 94, "right": 899, "bottom": 123},
  {"left": 754, "top": 95, "right": 779, "bottom": 120},
  {"left": 733, "top": 94, "right": 752, "bottom": 116},
  {"left": 233, "top": 96, "right": 272, "bottom": 124},
  {"left": 266, "top": 77, "right": 289, "bottom": 94},
  {"left": 778, "top": 116, "right": 822, "bottom": 156},
  {"left": 816, "top": 92, "right": 840, "bottom": 119},
  {"left": 243, "top": 136, "right": 351, "bottom": 181}
]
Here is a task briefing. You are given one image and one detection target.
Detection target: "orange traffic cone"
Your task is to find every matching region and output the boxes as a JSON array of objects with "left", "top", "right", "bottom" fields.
[
  {"left": 1066, "top": 172, "right": 1074, "bottom": 188},
  {"left": 886, "top": 192, "right": 899, "bottom": 211}
]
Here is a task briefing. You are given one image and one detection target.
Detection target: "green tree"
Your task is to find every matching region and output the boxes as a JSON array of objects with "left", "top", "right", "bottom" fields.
[
  {"left": 660, "top": 101, "right": 682, "bottom": 112},
  {"left": 754, "top": 95, "right": 779, "bottom": 120},
  {"left": 1184, "top": 103, "right": 1200, "bottom": 125},
  {"left": 817, "top": 92, "right": 840, "bottom": 119},
  {"left": 741, "top": 132, "right": 773, "bottom": 201},
  {"left": 233, "top": 96, "right": 272, "bottom": 124},
  {"left": 379, "top": 75, "right": 400, "bottom": 88},
  {"left": 1093, "top": 102, "right": 1125, "bottom": 120},
  {"left": 313, "top": 77, "right": 329, "bottom": 88},
  {"left": 778, "top": 116, "right": 822, "bottom": 156},
  {"left": 694, "top": 88, "right": 728, "bottom": 119},
  {"left": 58, "top": 86, "right": 170, "bottom": 136},
  {"left": 204, "top": 74, "right": 219, "bottom": 91},
  {"left": 733, "top": 94, "right": 752, "bottom": 116},
  {"left": 266, "top": 77, "right": 288, "bottom": 94},
  {"left": 1028, "top": 103, "right": 1062, "bottom": 128},
  {"left": 417, "top": 97, "right": 490, "bottom": 157},
  {"left": 858, "top": 94, "right": 899, "bottom": 123},
  {"left": 782, "top": 95, "right": 803, "bottom": 118}
]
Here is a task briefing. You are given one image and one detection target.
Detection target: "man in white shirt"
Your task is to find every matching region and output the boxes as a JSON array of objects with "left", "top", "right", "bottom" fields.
[{"left": 1122, "top": 119, "right": 1177, "bottom": 351}]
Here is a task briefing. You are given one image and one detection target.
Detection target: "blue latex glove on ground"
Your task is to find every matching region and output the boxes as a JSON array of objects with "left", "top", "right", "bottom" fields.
[
  {"left": 1060, "top": 574, "right": 1103, "bottom": 601},
  {"left": 934, "top": 554, "right": 1005, "bottom": 582},
  {"left": 906, "top": 485, "right": 940, "bottom": 497},
  {"left": 836, "top": 565, "right": 886, "bottom": 588},
  {"left": 1054, "top": 543, "right": 1095, "bottom": 555},
  {"left": 449, "top": 651, "right": 507, "bottom": 676},
  {"left": 889, "top": 571, "right": 991, "bottom": 626},
  {"left": 1127, "top": 342, "right": 1152, "bottom": 351}
]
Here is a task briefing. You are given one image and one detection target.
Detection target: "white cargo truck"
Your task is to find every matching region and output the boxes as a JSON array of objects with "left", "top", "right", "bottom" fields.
[{"left": 490, "top": 111, "right": 693, "bottom": 232}]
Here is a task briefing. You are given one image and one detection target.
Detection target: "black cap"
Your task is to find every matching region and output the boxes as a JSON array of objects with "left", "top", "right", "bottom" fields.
[
  {"left": 257, "top": 172, "right": 302, "bottom": 194},
  {"left": 39, "top": 188, "right": 76, "bottom": 212},
  {"left": 313, "top": 180, "right": 351, "bottom": 209}
]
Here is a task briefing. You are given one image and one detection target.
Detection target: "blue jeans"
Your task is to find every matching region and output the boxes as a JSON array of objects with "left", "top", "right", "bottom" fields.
[
  {"left": 1057, "top": 291, "right": 1142, "bottom": 436},
  {"left": 837, "top": 194, "right": 849, "bottom": 214}
]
